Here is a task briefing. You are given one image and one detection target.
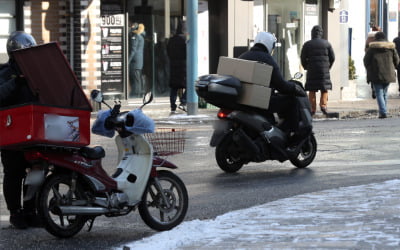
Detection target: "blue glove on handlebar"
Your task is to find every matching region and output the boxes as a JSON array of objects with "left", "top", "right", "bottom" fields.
[
  {"left": 92, "top": 109, "right": 115, "bottom": 138},
  {"left": 125, "top": 109, "right": 155, "bottom": 134}
]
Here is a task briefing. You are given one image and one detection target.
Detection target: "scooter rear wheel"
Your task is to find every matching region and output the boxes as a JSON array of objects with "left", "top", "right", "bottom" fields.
[
  {"left": 290, "top": 133, "right": 317, "bottom": 168},
  {"left": 215, "top": 133, "right": 245, "bottom": 173},
  {"left": 139, "top": 170, "right": 188, "bottom": 231},
  {"left": 38, "top": 174, "right": 88, "bottom": 238}
]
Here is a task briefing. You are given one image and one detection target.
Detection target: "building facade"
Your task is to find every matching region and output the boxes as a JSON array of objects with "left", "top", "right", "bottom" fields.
[{"left": 1, "top": 0, "right": 399, "bottom": 101}]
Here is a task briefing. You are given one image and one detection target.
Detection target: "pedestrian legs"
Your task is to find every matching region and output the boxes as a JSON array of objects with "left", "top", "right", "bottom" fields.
[
  {"left": 129, "top": 69, "right": 143, "bottom": 98},
  {"left": 170, "top": 87, "right": 178, "bottom": 111},
  {"left": 320, "top": 91, "right": 328, "bottom": 110},
  {"left": 373, "top": 82, "right": 389, "bottom": 118},
  {"left": 308, "top": 91, "right": 316, "bottom": 114},
  {"left": 397, "top": 65, "right": 400, "bottom": 94}
]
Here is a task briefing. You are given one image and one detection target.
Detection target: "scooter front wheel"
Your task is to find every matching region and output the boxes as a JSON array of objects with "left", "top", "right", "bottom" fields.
[
  {"left": 139, "top": 170, "right": 188, "bottom": 231},
  {"left": 38, "top": 174, "right": 88, "bottom": 238}
]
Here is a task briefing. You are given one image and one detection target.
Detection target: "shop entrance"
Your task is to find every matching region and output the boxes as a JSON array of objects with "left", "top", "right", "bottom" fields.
[
  {"left": 100, "top": 0, "right": 185, "bottom": 100},
  {"left": 126, "top": 0, "right": 185, "bottom": 100},
  {"left": 266, "top": 0, "right": 305, "bottom": 79}
]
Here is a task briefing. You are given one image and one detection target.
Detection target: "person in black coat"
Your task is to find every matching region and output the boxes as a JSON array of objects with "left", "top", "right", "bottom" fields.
[
  {"left": 239, "top": 32, "right": 307, "bottom": 143},
  {"left": 300, "top": 25, "right": 335, "bottom": 115},
  {"left": 167, "top": 20, "right": 187, "bottom": 112},
  {"left": 1, "top": 31, "right": 39, "bottom": 229}
]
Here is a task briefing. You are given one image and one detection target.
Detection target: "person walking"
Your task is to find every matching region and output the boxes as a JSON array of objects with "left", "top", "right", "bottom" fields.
[
  {"left": 364, "top": 31, "right": 399, "bottom": 118},
  {"left": 365, "top": 25, "right": 381, "bottom": 99},
  {"left": 300, "top": 25, "right": 335, "bottom": 116},
  {"left": 392, "top": 31, "right": 400, "bottom": 95},
  {"left": 1, "top": 31, "right": 39, "bottom": 229},
  {"left": 128, "top": 23, "right": 145, "bottom": 98},
  {"left": 167, "top": 20, "right": 187, "bottom": 113}
]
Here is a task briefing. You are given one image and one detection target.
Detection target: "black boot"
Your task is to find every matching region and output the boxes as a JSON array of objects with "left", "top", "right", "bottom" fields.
[
  {"left": 24, "top": 210, "right": 42, "bottom": 228},
  {"left": 9, "top": 209, "right": 28, "bottom": 229}
]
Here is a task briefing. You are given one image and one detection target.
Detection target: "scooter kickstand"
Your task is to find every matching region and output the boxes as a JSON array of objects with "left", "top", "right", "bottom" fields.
[{"left": 86, "top": 217, "right": 96, "bottom": 232}]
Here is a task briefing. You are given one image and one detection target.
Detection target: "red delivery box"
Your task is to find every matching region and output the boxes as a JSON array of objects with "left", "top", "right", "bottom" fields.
[
  {"left": 0, "top": 104, "right": 90, "bottom": 148},
  {"left": 0, "top": 42, "right": 92, "bottom": 148}
]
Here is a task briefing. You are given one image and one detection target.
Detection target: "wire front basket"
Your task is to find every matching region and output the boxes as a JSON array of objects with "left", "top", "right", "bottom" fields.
[{"left": 144, "top": 128, "right": 186, "bottom": 156}]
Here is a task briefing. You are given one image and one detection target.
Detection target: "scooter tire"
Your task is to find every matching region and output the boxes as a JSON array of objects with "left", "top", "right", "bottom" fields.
[
  {"left": 139, "top": 170, "right": 188, "bottom": 231},
  {"left": 215, "top": 133, "right": 245, "bottom": 173},
  {"left": 290, "top": 133, "right": 317, "bottom": 168},
  {"left": 38, "top": 174, "right": 87, "bottom": 238}
]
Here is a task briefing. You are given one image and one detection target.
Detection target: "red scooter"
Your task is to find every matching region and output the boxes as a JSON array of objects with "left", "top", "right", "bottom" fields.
[{"left": 23, "top": 91, "right": 188, "bottom": 238}]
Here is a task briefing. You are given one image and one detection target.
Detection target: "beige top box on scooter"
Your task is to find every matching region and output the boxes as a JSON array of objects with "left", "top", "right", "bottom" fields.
[
  {"left": 217, "top": 56, "right": 273, "bottom": 110},
  {"left": 217, "top": 56, "right": 273, "bottom": 87}
]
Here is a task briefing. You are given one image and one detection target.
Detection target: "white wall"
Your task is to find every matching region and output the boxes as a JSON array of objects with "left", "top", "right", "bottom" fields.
[
  {"left": 325, "top": 0, "right": 349, "bottom": 101},
  {"left": 228, "top": 0, "right": 253, "bottom": 57},
  {"left": 347, "top": 0, "right": 368, "bottom": 98},
  {"left": 387, "top": 0, "right": 398, "bottom": 42}
]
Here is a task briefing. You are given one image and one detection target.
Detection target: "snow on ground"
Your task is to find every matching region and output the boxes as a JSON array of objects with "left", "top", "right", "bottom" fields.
[{"left": 120, "top": 179, "right": 400, "bottom": 250}]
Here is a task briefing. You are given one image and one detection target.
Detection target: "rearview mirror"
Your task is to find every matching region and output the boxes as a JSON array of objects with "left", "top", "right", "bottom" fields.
[
  {"left": 90, "top": 89, "right": 103, "bottom": 103},
  {"left": 293, "top": 72, "right": 303, "bottom": 79}
]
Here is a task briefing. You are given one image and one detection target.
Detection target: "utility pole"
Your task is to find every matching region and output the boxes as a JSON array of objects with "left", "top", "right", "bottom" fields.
[{"left": 186, "top": 0, "right": 198, "bottom": 115}]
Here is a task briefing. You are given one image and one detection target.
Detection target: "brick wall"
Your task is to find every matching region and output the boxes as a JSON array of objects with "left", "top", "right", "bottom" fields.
[{"left": 23, "top": 0, "right": 101, "bottom": 93}]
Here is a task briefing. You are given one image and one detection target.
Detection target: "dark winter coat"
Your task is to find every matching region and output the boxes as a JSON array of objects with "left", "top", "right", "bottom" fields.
[
  {"left": 363, "top": 41, "right": 399, "bottom": 84},
  {"left": 0, "top": 61, "right": 36, "bottom": 107},
  {"left": 238, "top": 44, "right": 295, "bottom": 95},
  {"left": 167, "top": 34, "right": 186, "bottom": 88},
  {"left": 128, "top": 31, "right": 144, "bottom": 70},
  {"left": 393, "top": 36, "right": 400, "bottom": 66},
  {"left": 300, "top": 26, "right": 335, "bottom": 91}
]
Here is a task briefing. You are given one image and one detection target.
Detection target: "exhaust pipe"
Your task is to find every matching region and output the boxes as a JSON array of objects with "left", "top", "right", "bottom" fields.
[{"left": 57, "top": 206, "right": 116, "bottom": 215}]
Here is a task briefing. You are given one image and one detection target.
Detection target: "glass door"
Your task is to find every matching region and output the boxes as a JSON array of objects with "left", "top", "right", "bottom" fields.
[
  {"left": 266, "top": 0, "right": 305, "bottom": 78},
  {"left": 0, "top": 0, "right": 16, "bottom": 63},
  {"left": 126, "top": 0, "right": 185, "bottom": 99}
]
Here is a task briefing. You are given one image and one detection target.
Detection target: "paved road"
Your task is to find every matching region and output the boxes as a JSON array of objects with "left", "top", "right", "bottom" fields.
[{"left": 1, "top": 116, "right": 400, "bottom": 249}]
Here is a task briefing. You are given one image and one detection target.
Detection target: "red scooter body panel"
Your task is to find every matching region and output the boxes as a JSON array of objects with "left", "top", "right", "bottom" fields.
[
  {"left": 33, "top": 150, "right": 118, "bottom": 191},
  {"left": 152, "top": 156, "right": 178, "bottom": 169}
]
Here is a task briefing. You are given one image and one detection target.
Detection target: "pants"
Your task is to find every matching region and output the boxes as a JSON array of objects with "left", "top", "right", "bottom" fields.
[
  {"left": 308, "top": 91, "right": 328, "bottom": 113},
  {"left": 1, "top": 150, "right": 35, "bottom": 212},
  {"left": 373, "top": 82, "right": 389, "bottom": 116},
  {"left": 396, "top": 65, "right": 400, "bottom": 91},
  {"left": 129, "top": 69, "right": 143, "bottom": 97},
  {"left": 170, "top": 88, "right": 186, "bottom": 111},
  {"left": 268, "top": 95, "right": 299, "bottom": 133}
]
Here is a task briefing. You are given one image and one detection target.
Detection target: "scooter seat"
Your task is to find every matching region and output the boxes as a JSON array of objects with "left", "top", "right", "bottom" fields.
[{"left": 79, "top": 146, "right": 105, "bottom": 159}]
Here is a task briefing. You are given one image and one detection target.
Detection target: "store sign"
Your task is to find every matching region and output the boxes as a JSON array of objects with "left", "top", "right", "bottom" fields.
[
  {"left": 100, "top": 14, "right": 124, "bottom": 95},
  {"left": 305, "top": 4, "right": 318, "bottom": 16}
]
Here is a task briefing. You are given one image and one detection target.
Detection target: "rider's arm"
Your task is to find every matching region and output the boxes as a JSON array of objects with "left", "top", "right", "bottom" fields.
[
  {"left": 269, "top": 60, "right": 296, "bottom": 95},
  {"left": 0, "top": 66, "right": 18, "bottom": 104}
]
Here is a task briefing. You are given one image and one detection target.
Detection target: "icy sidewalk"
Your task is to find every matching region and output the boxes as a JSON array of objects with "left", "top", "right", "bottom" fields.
[{"left": 121, "top": 179, "right": 400, "bottom": 250}]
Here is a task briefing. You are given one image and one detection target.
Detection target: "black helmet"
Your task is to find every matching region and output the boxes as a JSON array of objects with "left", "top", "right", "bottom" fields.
[{"left": 6, "top": 31, "right": 37, "bottom": 57}]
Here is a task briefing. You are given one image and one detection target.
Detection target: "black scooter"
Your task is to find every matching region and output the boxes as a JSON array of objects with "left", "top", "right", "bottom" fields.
[{"left": 195, "top": 73, "right": 317, "bottom": 173}]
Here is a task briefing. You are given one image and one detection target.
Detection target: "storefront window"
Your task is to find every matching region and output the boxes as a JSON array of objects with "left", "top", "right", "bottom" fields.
[
  {"left": 369, "top": 0, "right": 378, "bottom": 28},
  {"left": 0, "top": 0, "right": 16, "bottom": 63},
  {"left": 126, "top": 0, "right": 184, "bottom": 99},
  {"left": 266, "top": 0, "right": 305, "bottom": 79}
]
